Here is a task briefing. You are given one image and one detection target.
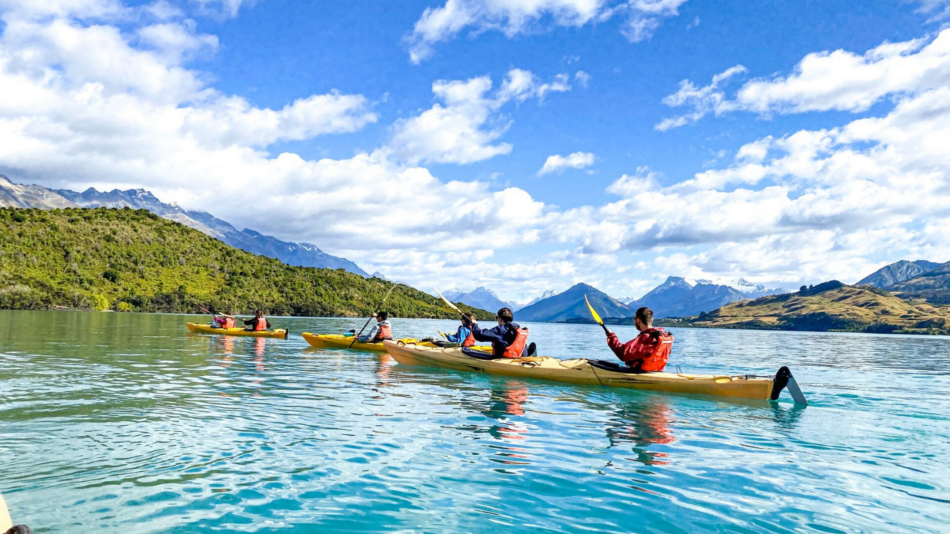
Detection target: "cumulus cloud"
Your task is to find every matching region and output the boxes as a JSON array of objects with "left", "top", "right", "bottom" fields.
[
  {"left": 0, "top": 0, "right": 126, "bottom": 19},
  {"left": 0, "top": 1, "right": 551, "bottom": 271},
  {"left": 406, "top": 0, "right": 690, "bottom": 63},
  {"left": 658, "top": 29, "right": 950, "bottom": 129},
  {"left": 538, "top": 152, "right": 595, "bottom": 175},
  {"left": 655, "top": 65, "right": 747, "bottom": 130},
  {"left": 389, "top": 69, "right": 571, "bottom": 165},
  {"left": 553, "top": 80, "right": 950, "bottom": 289}
]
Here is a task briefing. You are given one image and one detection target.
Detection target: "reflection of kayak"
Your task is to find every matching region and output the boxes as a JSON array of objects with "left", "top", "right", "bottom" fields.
[
  {"left": 302, "top": 333, "right": 491, "bottom": 353},
  {"left": 383, "top": 341, "right": 805, "bottom": 402},
  {"left": 186, "top": 322, "right": 289, "bottom": 339}
]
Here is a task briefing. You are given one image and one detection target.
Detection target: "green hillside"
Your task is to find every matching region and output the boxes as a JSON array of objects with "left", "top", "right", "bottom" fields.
[
  {"left": 0, "top": 207, "right": 491, "bottom": 318},
  {"left": 663, "top": 281, "right": 950, "bottom": 335}
]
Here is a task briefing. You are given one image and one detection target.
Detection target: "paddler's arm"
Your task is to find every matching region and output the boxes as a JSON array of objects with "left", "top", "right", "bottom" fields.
[
  {"left": 470, "top": 322, "right": 504, "bottom": 343},
  {"left": 443, "top": 328, "right": 461, "bottom": 343},
  {"left": 607, "top": 331, "right": 643, "bottom": 365}
]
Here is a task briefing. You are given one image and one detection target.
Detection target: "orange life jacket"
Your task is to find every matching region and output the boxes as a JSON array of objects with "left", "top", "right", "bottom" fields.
[
  {"left": 254, "top": 317, "right": 266, "bottom": 331},
  {"left": 639, "top": 328, "right": 673, "bottom": 372},
  {"left": 224, "top": 317, "right": 235, "bottom": 329},
  {"left": 374, "top": 323, "right": 392, "bottom": 342},
  {"left": 502, "top": 327, "right": 529, "bottom": 359},
  {"left": 462, "top": 329, "right": 476, "bottom": 347}
]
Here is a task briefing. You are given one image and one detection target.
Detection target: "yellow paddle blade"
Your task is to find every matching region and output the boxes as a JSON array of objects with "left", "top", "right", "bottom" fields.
[{"left": 584, "top": 294, "right": 604, "bottom": 325}]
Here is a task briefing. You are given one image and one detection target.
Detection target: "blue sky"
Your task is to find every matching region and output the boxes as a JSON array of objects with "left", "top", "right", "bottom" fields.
[{"left": 2, "top": 0, "right": 950, "bottom": 302}]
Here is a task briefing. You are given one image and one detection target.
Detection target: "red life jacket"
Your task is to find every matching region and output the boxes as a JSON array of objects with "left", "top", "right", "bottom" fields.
[
  {"left": 638, "top": 328, "right": 673, "bottom": 372},
  {"left": 224, "top": 317, "right": 235, "bottom": 329},
  {"left": 462, "top": 329, "right": 476, "bottom": 347},
  {"left": 374, "top": 323, "right": 392, "bottom": 342},
  {"left": 254, "top": 317, "right": 266, "bottom": 331},
  {"left": 502, "top": 327, "right": 529, "bottom": 359}
]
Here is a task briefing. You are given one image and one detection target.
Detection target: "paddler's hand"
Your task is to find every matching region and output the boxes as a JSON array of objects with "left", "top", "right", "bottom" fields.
[{"left": 371, "top": 312, "right": 377, "bottom": 318}]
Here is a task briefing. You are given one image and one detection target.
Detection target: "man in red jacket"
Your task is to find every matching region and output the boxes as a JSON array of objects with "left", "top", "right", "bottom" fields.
[{"left": 606, "top": 307, "right": 673, "bottom": 372}]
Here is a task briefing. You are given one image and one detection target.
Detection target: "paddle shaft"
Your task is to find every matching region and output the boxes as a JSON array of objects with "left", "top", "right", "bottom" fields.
[
  {"left": 435, "top": 288, "right": 473, "bottom": 323},
  {"left": 349, "top": 284, "right": 398, "bottom": 348},
  {"left": 199, "top": 305, "right": 236, "bottom": 318}
]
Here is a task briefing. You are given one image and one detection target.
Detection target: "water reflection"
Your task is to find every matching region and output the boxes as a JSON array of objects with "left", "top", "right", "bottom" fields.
[{"left": 604, "top": 399, "right": 675, "bottom": 466}]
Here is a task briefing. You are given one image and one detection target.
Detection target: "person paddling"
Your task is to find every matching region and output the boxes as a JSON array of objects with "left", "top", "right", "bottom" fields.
[
  {"left": 440, "top": 314, "right": 476, "bottom": 347},
  {"left": 244, "top": 310, "right": 270, "bottom": 332},
  {"left": 470, "top": 307, "right": 532, "bottom": 358},
  {"left": 605, "top": 307, "right": 673, "bottom": 372},
  {"left": 212, "top": 313, "right": 235, "bottom": 329},
  {"left": 358, "top": 311, "right": 393, "bottom": 343}
]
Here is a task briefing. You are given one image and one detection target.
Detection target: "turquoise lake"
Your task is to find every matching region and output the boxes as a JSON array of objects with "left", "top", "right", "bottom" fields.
[{"left": 1, "top": 310, "right": 949, "bottom": 533}]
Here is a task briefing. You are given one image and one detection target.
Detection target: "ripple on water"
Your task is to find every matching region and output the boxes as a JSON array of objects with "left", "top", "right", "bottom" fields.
[{"left": 2, "top": 313, "right": 950, "bottom": 533}]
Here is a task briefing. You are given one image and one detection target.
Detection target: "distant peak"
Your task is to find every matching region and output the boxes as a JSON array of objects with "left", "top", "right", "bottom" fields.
[{"left": 663, "top": 276, "right": 694, "bottom": 287}]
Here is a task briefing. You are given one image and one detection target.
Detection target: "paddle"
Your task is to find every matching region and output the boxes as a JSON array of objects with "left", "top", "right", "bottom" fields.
[
  {"left": 434, "top": 288, "right": 467, "bottom": 318},
  {"left": 349, "top": 283, "right": 398, "bottom": 348},
  {"left": 198, "top": 305, "right": 233, "bottom": 318},
  {"left": 584, "top": 294, "right": 611, "bottom": 336}
]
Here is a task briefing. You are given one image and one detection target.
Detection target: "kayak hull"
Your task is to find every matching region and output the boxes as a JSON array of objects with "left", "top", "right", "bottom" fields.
[
  {"left": 186, "top": 322, "right": 289, "bottom": 339},
  {"left": 302, "top": 333, "right": 492, "bottom": 353},
  {"left": 383, "top": 341, "right": 777, "bottom": 401}
]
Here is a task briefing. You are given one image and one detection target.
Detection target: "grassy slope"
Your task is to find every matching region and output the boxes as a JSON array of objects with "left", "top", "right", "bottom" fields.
[
  {"left": 663, "top": 283, "right": 950, "bottom": 335},
  {"left": 0, "top": 207, "right": 492, "bottom": 319}
]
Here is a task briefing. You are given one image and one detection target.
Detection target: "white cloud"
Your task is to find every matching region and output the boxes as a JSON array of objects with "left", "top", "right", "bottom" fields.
[
  {"left": 658, "top": 29, "right": 950, "bottom": 128},
  {"left": 406, "top": 0, "right": 690, "bottom": 63},
  {"left": 0, "top": 2, "right": 551, "bottom": 278},
  {"left": 538, "top": 151, "right": 595, "bottom": 175},
  {"left": 0, "top": 0, "right": 125, "bottom": 19},
  {"left": 655, "top": 64, "right": 747, "bottom": 130},
  {"left": 553, "top": 81, "right": 950, "bottom": 288},
  {"left": 575, "top": 70, "right": 592, "bottom": 88},
  {"left": 192, "top": 0, "right": 258, "bottom": 18},
  {"left": 389, "top": 69, "right": 571, "bottom": 165},
  {"left": 7, "top": 0, "right": 950, "bottom": 301},
  {"left": 137, "top": 21, "right": 219, "bottom": 63}
]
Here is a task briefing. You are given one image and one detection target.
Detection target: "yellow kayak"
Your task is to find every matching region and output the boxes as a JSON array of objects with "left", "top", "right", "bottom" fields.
[
  {"left": 383, "top": 341, "right": 806, "bottom": 403},
  {"left": 186, "top": 322, "right": 289, "bottom": 339},
  {"left": 302, "top": 333, "right": 491, "bottom": 353},
  {"left": 1, "top": 493, "right": 11, "bottom": 532}
]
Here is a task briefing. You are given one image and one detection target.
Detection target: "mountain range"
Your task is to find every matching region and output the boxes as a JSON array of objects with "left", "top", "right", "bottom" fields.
[
  {"left": 444, "top": 287, "right": 519, "bottom": 313},
  {"left": 669, "top": 280, "right": 950, "bottom": 335},
  {"left": 626, "top": 277, "right": 787, "bottom": 318},
  {"left": 517, "top": 283, "right": 633, "bottom": 322},
  {"left": 0, "top": 174, "right": 367, "bottom": 276}
]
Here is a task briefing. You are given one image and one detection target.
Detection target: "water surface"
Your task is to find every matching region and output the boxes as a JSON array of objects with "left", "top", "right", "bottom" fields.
[{"left": 1, "top": 311, "right": 948, "bottom": 533}]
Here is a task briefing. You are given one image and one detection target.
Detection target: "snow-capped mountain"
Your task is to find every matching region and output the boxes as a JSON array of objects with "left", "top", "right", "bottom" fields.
[{"left": 627, "top": 276, "right": 788, "bottom": 318}]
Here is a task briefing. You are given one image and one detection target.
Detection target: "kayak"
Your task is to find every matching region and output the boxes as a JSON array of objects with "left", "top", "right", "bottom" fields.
[
  {"left": 302, "top": 333, "right": 492, "bottom": 353},
  {"left": 0, "top": 493, "right": 11, "bottom": 532},
  {"left": 186, "top": 322, "right": 289, "bottom": 339},
  {"left": 383, "top": 341, "right": 806, "bottom": 403}
]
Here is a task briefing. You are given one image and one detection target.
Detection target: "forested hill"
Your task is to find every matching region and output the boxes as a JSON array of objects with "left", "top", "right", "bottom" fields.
[{"left": 0, "top": 207, "right": 491, "bottom": 318}]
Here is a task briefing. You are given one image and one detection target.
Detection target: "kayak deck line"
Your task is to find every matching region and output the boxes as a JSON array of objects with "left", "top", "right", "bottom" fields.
[
  {"left": 303, "top": 333, "right": 492, "bottom": 354},
  {"left": 186, "top": 322, "right": 290, "bottom": 339},
  {"left": 383, "top": 340, "right": 808, "bottom": 404}
]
